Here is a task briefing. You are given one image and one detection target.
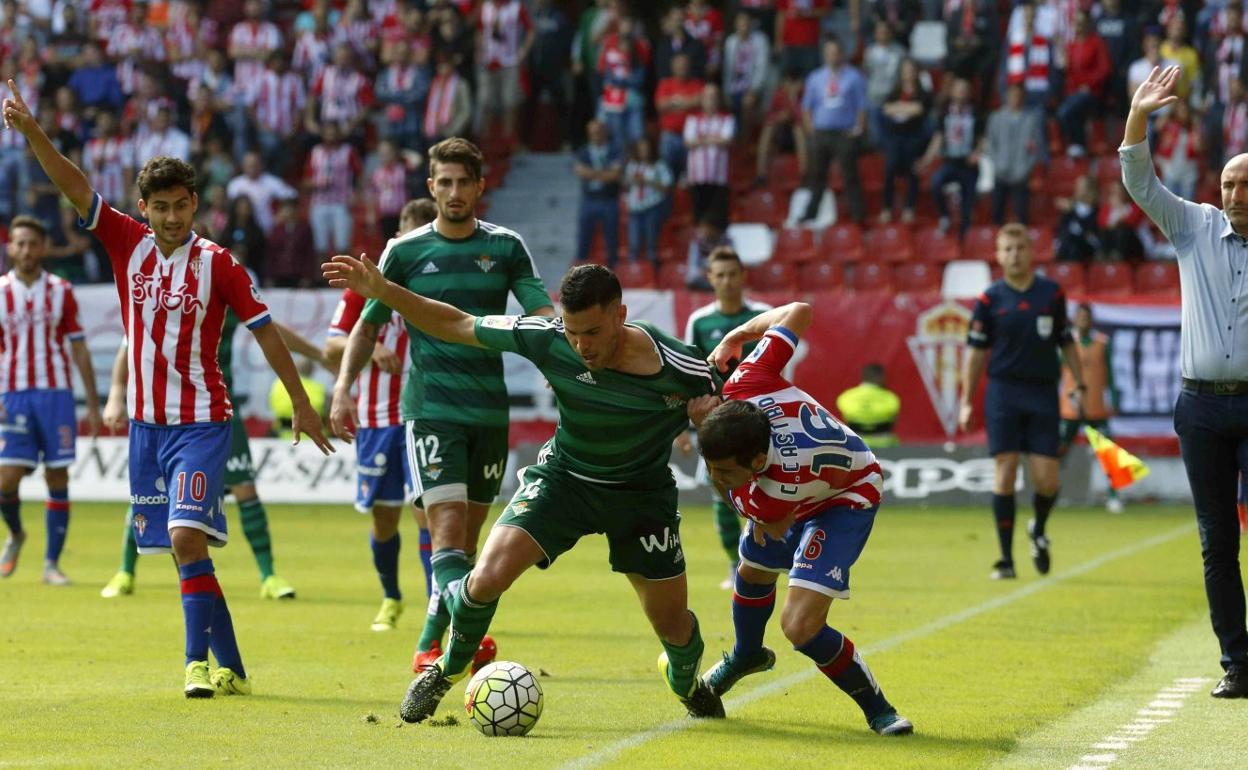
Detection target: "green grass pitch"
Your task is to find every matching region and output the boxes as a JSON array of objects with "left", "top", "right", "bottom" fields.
[{"left": 1, "top": 501, "right": 1242, "bottom": 768}]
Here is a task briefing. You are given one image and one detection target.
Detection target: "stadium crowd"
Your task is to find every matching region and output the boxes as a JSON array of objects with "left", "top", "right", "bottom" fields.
[{"left": 0, "top": 0, "right": 1244, "bottom": 291}]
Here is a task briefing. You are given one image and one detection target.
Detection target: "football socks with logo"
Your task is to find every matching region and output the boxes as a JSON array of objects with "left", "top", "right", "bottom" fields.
[
  {"left": 713, "top": 501, "right": 741, "bottom": 564},
  {"left": 1032, "top": 492, "right": 1057, "bottom": 538},
  {"left": 120, "top": 507, "right": 139, "bottom": 575},
  {"left": 992, "top": 493, "right": 1016, "bottom": 564},
  {"left": 1, "top": 493, "right": 21, "bottom": 535},
  {"left": 442, "top": 576, "right": 498, "bottom": 676},
  {"left": 44, "top": 489, "right": 69, "bottom": 564},
  {"left": 372, "top": 532, "right": 402, "bottom": 600},
  {"left": 418, "top": 528, "right": 433, "bottom": 598},
  {"left": 731, "top": 574, "right": 776, "bottom": 659},
  {"left": 798, "top": 626, "right": 892, "bottom": 721},
  {"left": 179, "top": 559, "right": 219, "bottom": 665},
  {"left": 418, "top": 548, "right": 470, "bottom": 651},
  {"left": 237, "top": 497, "right": 275, "bottom": 580},
  {"left": 659, "top": 612, "right": 706, "bottom": 697}
]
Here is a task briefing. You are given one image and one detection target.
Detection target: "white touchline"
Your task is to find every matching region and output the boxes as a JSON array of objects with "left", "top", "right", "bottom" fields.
[
  {"left": 559, "top": 523, "right": 1194, "bottom": 770},
  {"left": 1066, "top": 675, "right": 1212, "bottom": 770}
]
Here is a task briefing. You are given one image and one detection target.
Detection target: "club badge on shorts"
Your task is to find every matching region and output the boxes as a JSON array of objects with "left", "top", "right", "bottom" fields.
[{"left": 1036, "top": 315, "right": 1053, "bottom": 339}]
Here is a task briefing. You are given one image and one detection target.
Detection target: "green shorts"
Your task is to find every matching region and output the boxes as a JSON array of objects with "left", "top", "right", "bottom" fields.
[
  {"left": 405, "top": 419, "right": 508, "bottom": 508},
  {"left": 496, "top": 462, "right": 685, "bottom": 581},
  {"left": 224, "top": 414, "right": 255, "bottom": 487},
  {"left": 1059, "top": 417, "right": 1110, "bottom": 449}
]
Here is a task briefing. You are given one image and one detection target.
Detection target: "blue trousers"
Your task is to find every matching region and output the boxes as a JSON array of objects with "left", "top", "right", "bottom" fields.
[
  {"left": 577, "top": 197, "right": 619, "bottom": 266},
  {"left": 931, "top": 161, "right": 978, "bottom": 236},
  {"left": 627, "top": 205, "right": 665, "bottom": 265},
  {"left": 1174, "top": 388, "right": 1248, "bottom": 670},
  {"left": 1057, "top": 91, "right": 1097, "bottom": 149}
]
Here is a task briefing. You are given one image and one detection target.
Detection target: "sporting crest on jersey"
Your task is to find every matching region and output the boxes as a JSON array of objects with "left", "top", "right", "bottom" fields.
[
  {"left": 906, "top": 301, "right": 972, "bottom": 439},
  {"left": 1036, "top": 315, "right": 1053, "bottom": 339},
  {"left": 133, "top": 513, "right": 147, "bottom": 537},
  {"left": 189, "top": 255, "right": 203, "bottom": 279},
  {"left": 476, "top": 255, "right": 495, "bottom": 273}
]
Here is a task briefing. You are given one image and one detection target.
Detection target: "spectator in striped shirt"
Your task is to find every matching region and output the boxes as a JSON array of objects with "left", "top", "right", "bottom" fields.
[
  {"left": 624, "top": 137, "right": 673, "bottom": 268},
  {"left": 0, "top": 216, "right": 100, "bottom": 584},
  {"left": 251, "top": 52, "right": 307, "bottom": 177},
  {"left": 375, "top": 41, "right": 429, "bottom": 154},
  {"left": 3, "top": 80, "right": 332, "bottom": 697},
  {"left": 228, "top": 0, "right": 284, "bottom": 94},
  {"left": 684, "top": 82, "right": 735, "bottom": 231},
  {"left": 307, "top": 42, "right": 375, "bottom": 144},
  {"left": 304, "top": 121, "right": 361, "bottom": 258},
  {"left": 475, "top": 0, "right": 534, "bottom": 146},
  {"left": 81, "top": 111, "right": 133, "bottom": 210},
  {"left": 423, "top": 51, "right": 473, "bottom": 149},
  {"left": 369, "top": 140, "right": 412, "bottom": 241}
]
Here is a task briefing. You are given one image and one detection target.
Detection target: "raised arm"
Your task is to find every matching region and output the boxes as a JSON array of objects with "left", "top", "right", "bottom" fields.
[
  {"left": 1120, "top": 65, "right": 1200, "bottom": 242},
  {"left": 2, "top": 79, "right": 93, "bottom": 218},
  {"left": 707, "top": 301, "right": 812, "bottom": 372}
]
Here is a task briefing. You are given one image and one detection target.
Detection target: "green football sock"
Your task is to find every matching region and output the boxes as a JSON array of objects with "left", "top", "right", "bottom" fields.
[
  {"left": 120, "top": 506, "right": 138, "bottom": 575},
  {"left": 660, "top": 612, "right": 706, "bottom": 698},
  {"left": 713, "top": 501, "right": 741, "bottom": 563},
  {"left": 417, "top": 548, "right": 472, "bottom": 651},
  {"left": 442, "top": 575, "right": 498, "bottom": 676},
  {"left": 238, "top": 497, "right": 275, "bottom": 579}
]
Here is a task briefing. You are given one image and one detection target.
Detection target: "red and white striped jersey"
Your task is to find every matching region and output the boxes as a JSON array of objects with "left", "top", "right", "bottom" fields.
[
  {"left": 81, "top": 193, "right": 271, "bottom": 425},
  {"left": 292, "top": 30, "right": 333, "bottom": 82},
  {"left": 82, "top": 136, "right": 134, "bottom": 205},
  {"left": 167, "top": 18, "right": 217, "bottom": 82},
  {"left": 371, "top": 162, "right": 408, "bottom": 217},
  {"left": 313, "top": 65, "right": 374, "bottom": 125},
  {"left": 333, "top": 15, "right": 379, "bottom": 63},
  {"left": 305, "top": 142, "right": 361, "bottom": 208},
  {"left": 722, "top": 327, "right": 882, "bottom": 524},
  {"left": 0, "top": 271, "right": 85, "bottom": 393},
  {"left": 479, "top": 0, "right": 531, "bottom": 68},
  {"left": 253, "top": 70, "right": 307, "bottom": 136},
  {"left": 683, "top": 111, "right": 735, "bottom": 186},
  {"left": 89, "top": 0, "right": 132, "bottom": 42},
  {"left": 327, "top": 289, "right": 408, "bottom": 428},
  {"left": 424, "top": 71, "right": 461, "bottom": 137},
  {"left": 228, "top": 20, "right": 283, "bottom": 88}
]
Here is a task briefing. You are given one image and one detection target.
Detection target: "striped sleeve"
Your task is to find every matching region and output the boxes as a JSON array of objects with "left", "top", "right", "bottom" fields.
[
  {"left": 57, "top": 284, "right": 86, "bottom": 341},
  {"left": 328, "top": 289, "right": 365, "bottom": 337},
  {"left": 723, "top": 328, "right": 796, "bottom": 399},
  {"left": 656, "top": 335, "right": 719, "bottom": 396},
  {"left": 213, "top": 249, "right": 271, "bottom": 329}
]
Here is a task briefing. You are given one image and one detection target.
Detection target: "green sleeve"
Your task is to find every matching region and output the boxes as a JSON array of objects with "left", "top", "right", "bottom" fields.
[
  {"left": 473, "top": 315, "right": 555, "bottom": 366},
  {"left": 362, "top": 244, "right": 407, "bottom": 325},
  {"left": 508, "top": 241, "right": 553, "bottom": 313}
]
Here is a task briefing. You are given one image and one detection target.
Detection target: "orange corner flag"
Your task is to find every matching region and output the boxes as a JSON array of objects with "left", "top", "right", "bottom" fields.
[{"left": 1084, "top": 426, "right": 1150, "bottom": 491}]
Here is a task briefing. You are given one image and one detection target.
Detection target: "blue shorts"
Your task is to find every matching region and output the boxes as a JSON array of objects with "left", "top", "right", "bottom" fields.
[
  {"left": 985, "top": 378, "right": 1060, "bottom": 457},
  {"left": 738, "top": 505, "right": 877, "bottom": 599},
  {"left": 0, "top": 389, "right": 77, "bottom": 469},
  {"left": 128, "top": 421, "right": 231, "bottom": 555},
  {"left": 355, "top": 425, "right": 410, "bottom": 513}
]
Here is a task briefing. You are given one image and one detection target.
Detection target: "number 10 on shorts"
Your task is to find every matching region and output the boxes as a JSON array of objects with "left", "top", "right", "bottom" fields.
[{"left": 177, "top": 471, "right": 208, "bottom": 502}]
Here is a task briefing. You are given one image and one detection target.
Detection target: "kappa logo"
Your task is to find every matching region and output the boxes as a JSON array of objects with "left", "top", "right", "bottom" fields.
[
  {"left": 906, "top": 301, "right": 972, "bottom": 439},
  {"left": 421, "top": 262, "right": 440, "bottom": 274},
  {"left": 131, "top": 273, "right": 204, "bottom": 314},
  {"left": 476, "top": 255, "right": 495, "bottom": 272},
  {"left": 576, "top": 371, "right": 596, "bottom": 385},
  {"left": 826, "top": 565, "right": 844, "bottom": 582}
]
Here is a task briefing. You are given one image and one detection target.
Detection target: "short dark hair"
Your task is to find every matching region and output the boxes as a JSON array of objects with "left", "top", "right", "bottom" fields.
[
  {"left": 428, "top": 137, "right": 484, "bottom": 181},
  {"left": 135, "top": 156, "right": 197, "bottom": 200},
  {"left": 401, "top": 198, "right": 438, "bottom": 227},
  {"left": 698, "top": 401, "right": 771, "bottom": 467},
  {"left": 8, "top": 214, "right": 47, "bottom": 241},
  {"left": 706, "top": 246, "right": 741, "bottom": 269},
  {"left": 560, "top": 264, "right": 621, "bottom": 314},
  {"left": 862, "top": 362, "right": 885, "bottom": 382}
]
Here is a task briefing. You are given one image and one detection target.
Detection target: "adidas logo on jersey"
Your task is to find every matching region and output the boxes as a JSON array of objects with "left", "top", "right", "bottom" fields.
[
  {"left": 576, "top": 371, "right": 596, "bottom": 385},
  {"left": 421, "top": 262, "right": 439, "bottom": 274}
]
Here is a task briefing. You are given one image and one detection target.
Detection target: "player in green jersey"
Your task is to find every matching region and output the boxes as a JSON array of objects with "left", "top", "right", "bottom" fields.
[
  {"left": 681, "top": 247, "right": 771, "bottom": 589},
  {"left": 100, "top": 311, "right": 327, "bottom": 600},
  {"left": 329, "top": 138, "right": 554, "bottom": 670},
  {"left": 324, "top": 255, "right": 726, "bottom": 722}
]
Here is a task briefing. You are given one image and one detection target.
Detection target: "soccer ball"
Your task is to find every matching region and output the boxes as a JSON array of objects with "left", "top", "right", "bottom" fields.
[{"left": 463, "top": 660, "right": 544, "bottom": 737}]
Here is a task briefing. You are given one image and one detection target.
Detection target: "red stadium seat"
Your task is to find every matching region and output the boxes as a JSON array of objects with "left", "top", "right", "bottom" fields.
[
  {"left": 1046, "top": 157, "right": 1090, "bottom": 198},
  {"left": 734, "top": 190, "right": 784, "bottom": 226},
  {"left": 749, "top": 261, "right": 798, "bottom": 292},
  {"left": 1086, "top": 261, "right": 1133, "bottom": 295},
  {"left": 894, "top": 261, "right": 943, "bottom": 293},
  {"left": 614, "top": 261, "right": 655, "bottom": 289},
  {"left": 768, "top": 155, "right": 803, "bottom": 190},
  {"left": 657, "top": 262, "right": 688, "bottom": 290},
  {"left": 1134, "top": 260, "right": 1181, "bottom": 296},
  {"left": 773, "top": 227, "right": 820, "bottom": 263},
  {"left": 847, "top": 261, "right": 895, "bottom": 292},
  {"left": 1027, "top": 226, "right": 1056, "bottom": 263},
  {"left": 1045, "top": 262, "right": 1087, "bottom": 295},
  {"left": 822, "top": 223, "right": 864, "bottom": 263},
  {"left": 964, "top": 225, "right": 999, "bottom": 261},
  {"left": 1095, "top": 156, "right": 1123, "bottom": 189},
  {"left": 915, "top": 225, "right": 963, "bottom": 263},
  {"left": 863, "top": 223, "right": 915, "bottom": 262},
  {"left": 798, "top": 262, "right": 843, "bottom": 290}
]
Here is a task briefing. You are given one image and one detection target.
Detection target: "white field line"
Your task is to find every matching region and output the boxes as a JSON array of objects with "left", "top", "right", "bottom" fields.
[
  {"left": 1067, "top": 676, "right": 1212, "bottom": 770},
  {"left": 559, "top": 523, "right": 1194, "bottom": 770}
]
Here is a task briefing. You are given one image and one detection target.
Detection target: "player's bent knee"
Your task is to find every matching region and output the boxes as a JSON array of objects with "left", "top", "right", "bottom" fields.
[{"left": 738, "top": 563, "right": 778, "bottom": 585}]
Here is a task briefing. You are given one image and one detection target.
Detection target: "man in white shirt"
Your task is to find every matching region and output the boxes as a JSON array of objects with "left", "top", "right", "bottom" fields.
[
  {"left": 226, "top": 151, "right": 298, "bottom": 235},
  {"left": 134, "top": 107, "right": 190, "bottom": 163}
]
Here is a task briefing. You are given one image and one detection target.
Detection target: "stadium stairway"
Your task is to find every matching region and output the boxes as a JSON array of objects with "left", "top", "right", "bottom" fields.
[{"left": 480, "top": 152, "right": 579, "bottom": 281}]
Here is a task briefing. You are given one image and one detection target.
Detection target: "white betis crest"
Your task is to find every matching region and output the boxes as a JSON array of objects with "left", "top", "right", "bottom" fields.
[
  {"left": 906, "top": 301, "right": 972, "bottom": 438},
  {"left": 1036, "top": 315, "right": 1053, "bottom": 339}
]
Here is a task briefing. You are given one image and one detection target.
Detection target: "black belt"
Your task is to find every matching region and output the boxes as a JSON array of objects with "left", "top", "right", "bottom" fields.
[{"left": 1181, "top": 378, "right": 1248, "bottom": 395}]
